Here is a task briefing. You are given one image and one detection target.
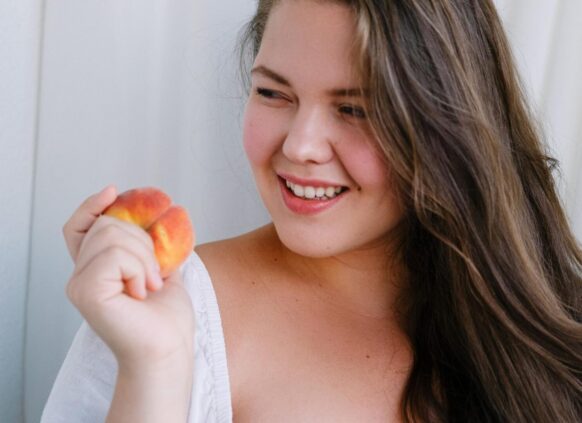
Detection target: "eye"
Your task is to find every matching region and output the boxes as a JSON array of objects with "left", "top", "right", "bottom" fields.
[
  {"left": 255, "top": 87, "right": 285, "bottom": 100},
  {"left": 339, "top": 104, "right": 367, "bottom": 119}
]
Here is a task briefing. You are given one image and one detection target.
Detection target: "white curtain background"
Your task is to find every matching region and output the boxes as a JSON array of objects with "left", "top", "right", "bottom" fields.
[{"left": 0, "top": 1, "right": 580, "bottom": 421}]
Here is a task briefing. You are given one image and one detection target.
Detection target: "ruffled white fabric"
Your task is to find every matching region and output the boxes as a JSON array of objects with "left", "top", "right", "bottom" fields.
[
  {"left": 40, "top": 251, "right": 233, "bottom": 423},
  {"left": 186, "top": 251, "right": 233, "bottom": 423}
]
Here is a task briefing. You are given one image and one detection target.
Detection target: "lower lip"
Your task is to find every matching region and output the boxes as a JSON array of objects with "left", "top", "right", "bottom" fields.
[{"left": 278, "top": 177, "right": 347, "bottom": 215}]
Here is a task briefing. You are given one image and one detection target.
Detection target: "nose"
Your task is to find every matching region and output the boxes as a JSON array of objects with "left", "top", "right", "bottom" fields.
[{"left": 282, "top": 106, "right": 334, "bottom": 164}]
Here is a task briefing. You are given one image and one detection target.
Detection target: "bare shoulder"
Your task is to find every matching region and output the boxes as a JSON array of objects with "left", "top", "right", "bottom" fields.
[
  {"left": 195, "top": 231, "right": 252, "bottom": 298},
  {"left": 194, "top": 223, "right": 279, "bottom": 286},
  {"left": 193, "top": 223, "right": 281, "bottom": 320},
  {"left": 193, "top": 224, "right": 281, "bottom": 392}
]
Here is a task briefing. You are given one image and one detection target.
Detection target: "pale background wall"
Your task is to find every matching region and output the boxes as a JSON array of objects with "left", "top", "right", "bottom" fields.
[
  {"left": 0, "top": 1, "right": 580, "bottom": 422},
  {"left": 0, "top": 0, "right": 43, "bottom": 422}
]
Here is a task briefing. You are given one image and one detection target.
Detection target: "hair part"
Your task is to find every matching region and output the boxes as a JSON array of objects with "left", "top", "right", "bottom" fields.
[{"left": 236, "top": 1, "right": 582, "bottom": 421}]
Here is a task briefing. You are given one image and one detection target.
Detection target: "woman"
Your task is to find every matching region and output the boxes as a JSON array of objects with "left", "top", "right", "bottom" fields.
[{"left": 43, "top": 0, "right": 581, "bottom": 422}]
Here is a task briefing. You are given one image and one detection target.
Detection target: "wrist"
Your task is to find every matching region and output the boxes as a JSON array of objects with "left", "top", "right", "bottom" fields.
[
  {"left": 108, "top": 353, "right": 193, "bottom": 423},
  {"left": 117, "top": 347, "right": 194, "bottom": 380}
]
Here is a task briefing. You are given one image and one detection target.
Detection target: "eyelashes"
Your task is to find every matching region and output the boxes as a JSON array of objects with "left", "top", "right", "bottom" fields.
[
  {"left": 255, "top": 87, "right": 280, "bottom": 99},
  {"left": 254, "top": 87, "right": 367, "bottom": 119},
  {"left": 338, "top": 105, "right": 367, "bottom": 119}
]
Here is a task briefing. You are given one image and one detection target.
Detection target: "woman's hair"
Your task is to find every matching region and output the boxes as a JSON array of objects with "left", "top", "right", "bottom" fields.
[{"left": 236, "top": 0, "right": 582, "bottom": 421}]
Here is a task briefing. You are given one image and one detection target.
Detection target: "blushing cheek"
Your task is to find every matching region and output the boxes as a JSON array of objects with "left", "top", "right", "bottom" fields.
[
  {"left": 243, "top": 114, "right": 261, "bottom": 165},
  {"left": 243, "top": 106, "right": 274, "bottom": 166},
  {"left": 341, "top": 142, "right": 389, "bottom": 189}
]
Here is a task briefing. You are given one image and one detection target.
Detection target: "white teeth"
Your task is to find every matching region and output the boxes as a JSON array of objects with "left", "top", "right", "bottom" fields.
[
  {"left": 293, "top": 185, "right": 304, "bottom": 197},
  {"left": 284, "top": 178, "right": 345, "bottom": 200}
]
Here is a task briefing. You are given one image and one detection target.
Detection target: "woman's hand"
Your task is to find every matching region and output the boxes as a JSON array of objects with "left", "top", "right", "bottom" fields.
[
  {"left": 63, "top": 185, "right": 118, "bottom": 263},
  {"left": 63, "top": 187, "right": 195, "bottom": 371}
]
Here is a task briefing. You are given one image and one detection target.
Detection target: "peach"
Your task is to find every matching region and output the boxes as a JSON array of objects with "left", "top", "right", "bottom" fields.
[{"left": 103, "top": 187, "right": 195, "bottom": 278}]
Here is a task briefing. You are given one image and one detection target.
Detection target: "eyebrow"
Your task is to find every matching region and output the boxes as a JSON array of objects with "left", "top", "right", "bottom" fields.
[{"left": 250, "top": 65, "right": 369, "bottom": 97}]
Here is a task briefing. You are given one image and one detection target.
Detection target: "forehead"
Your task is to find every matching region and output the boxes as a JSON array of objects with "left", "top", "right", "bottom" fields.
[{"left": 254, "top": 0, "right": 360, "bottom": 86}]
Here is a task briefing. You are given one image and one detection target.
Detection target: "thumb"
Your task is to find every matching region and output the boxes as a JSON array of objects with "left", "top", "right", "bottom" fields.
[{"left": 64, "top": 184, "right": 118, "bottom": 262}]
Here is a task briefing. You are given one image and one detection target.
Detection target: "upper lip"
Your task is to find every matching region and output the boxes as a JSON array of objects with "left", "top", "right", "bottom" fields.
[{"left": 277, "top": 172, "right": 349, "bottom": 188}]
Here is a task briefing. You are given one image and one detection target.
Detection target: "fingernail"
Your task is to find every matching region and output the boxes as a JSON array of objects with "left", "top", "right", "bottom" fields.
[{"left": 99, "top": 184, "right": 116, "bottom": 196}]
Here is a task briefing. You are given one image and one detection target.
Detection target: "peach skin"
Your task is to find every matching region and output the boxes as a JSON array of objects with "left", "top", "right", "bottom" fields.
[{"left": 103, "top": 187, "right": 195, "bottom": 278}]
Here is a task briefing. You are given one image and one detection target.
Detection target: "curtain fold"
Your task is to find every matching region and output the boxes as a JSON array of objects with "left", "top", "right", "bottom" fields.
[{"left": 495, "top": 0, "right": 582, "bottom": 239}]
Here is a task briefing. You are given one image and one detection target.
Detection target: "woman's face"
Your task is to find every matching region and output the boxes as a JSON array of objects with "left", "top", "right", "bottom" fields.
[{"left": 243, "top": 0, "right": 404, "bottom": 258}]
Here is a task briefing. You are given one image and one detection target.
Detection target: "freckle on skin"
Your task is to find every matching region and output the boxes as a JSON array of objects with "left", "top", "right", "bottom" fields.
[{"left": 366, "top": 354, "right": 370, "bottom": 359}]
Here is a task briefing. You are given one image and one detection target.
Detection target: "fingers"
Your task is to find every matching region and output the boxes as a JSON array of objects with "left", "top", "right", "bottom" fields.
[
  {"left": 68, "top": 246, "right": 149, "bottom": 309},
  {"left": 63, "top": 185, "right": 118, "bottom": 262},
  {"left": 79, "top": 215, "right": 155, "bottom": 262},
  {"left": 74, "top": 216, "right": 164, "bottom": 296}
]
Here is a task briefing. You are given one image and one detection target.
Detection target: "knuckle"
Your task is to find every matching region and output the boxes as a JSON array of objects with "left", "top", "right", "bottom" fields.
[
  {"left": 80, "top": 195, "right": 94, "bottom": 209},
  {"left": 90, "top": 215, "right": 108, "bottom": 231},
  {"left": 104, "top": 245, "right": 127, "bottom": 262},
  {"left": 65, "top": 278, "right": 78, "bottom": 304},
  {"left": 98, "top": 224, "right": 120, "bottom": 242},
  {"left": 144, "top": 233, "right": 155, "bottom": 250},
  {"left": 62, "top": 219, "right": 71, "bottom": 235}
]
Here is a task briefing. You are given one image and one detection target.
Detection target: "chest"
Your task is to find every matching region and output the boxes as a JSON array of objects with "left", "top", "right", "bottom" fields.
[
  {"left": 230, "top": 352, "right": 409, "bottom": 422},
  {"left": 223, "top": 293, "right": 412, "bottom": 423},
  {"left": 197, "top": 239, "right": 413, "bottom": 422}
]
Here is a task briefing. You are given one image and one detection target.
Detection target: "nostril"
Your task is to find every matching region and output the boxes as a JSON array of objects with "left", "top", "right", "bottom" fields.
[{"left": 281, "top": 132, "right": 335, "bottom": 165}]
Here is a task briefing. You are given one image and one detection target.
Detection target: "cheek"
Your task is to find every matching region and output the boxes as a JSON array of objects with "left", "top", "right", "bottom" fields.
[
  {"left": 338, "top": 140, "right": 389, "bottom": 189},
  {"left": 242, "top": 103, "right": 278, "bottom": 166}
]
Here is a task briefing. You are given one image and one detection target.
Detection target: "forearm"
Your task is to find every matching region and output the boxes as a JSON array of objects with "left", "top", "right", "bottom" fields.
[{"left": 106, "top": 356, "right": 193, "bottom": 423}]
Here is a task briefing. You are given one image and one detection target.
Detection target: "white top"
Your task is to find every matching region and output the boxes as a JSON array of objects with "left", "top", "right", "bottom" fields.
[{"left": 41, "top": 251, "right": 233, "bottom": 423}]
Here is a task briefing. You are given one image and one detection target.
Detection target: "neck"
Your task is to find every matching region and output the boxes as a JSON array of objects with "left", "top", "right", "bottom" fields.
[{"left": 265, "top": 223, "right": 409, "bottom": 324}]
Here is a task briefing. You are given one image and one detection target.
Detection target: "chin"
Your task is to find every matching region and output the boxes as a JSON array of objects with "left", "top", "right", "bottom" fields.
[{"left": 271, "top": 221, "right": 350, "bottom": 259}]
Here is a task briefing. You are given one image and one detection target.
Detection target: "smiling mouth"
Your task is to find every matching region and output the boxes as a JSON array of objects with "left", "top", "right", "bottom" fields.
[{"left": 279, "top": 176, "right": 349, "bottom": 201}]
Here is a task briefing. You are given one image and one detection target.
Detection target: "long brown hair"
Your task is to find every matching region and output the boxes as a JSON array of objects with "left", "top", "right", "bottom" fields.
[{"left": 236, "top": 1, "right": 582, "bottom": 421}]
